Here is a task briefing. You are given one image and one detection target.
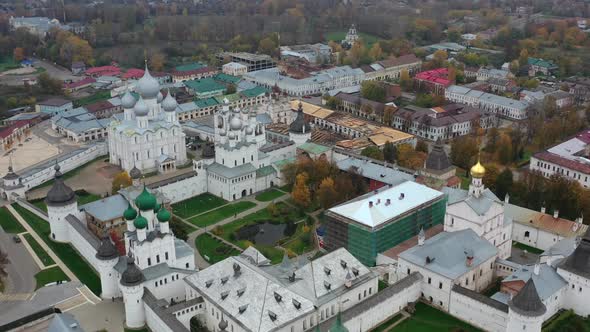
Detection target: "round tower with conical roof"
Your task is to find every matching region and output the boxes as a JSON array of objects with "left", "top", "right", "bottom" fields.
[
  {"left": 46, "top": 162, "right": 79, "bottom": 242},
  {"left": 507, "top": 279, "right": 546, "bottom": 332},
  {"left": 289, "top": 101, "right": 311, "bottom": 145},
  {"left": 120, "top": 252, "right": 146, "bottom": 329},
  {"left": 95, "top": 231, "right": 120, "bottom": 299},
  {"left": 2, "top": 155, "right": 25, "bottom": 201}
]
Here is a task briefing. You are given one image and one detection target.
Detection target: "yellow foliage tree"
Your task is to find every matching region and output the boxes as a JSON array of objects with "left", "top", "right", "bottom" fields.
[
  {"left": 111, "top": 171, "right": 132, "bottom": 193},
  {"left": 317, "top": 177, "right": 338, "bottom": 209},
  {"left": 291, "top": 172, "right": 311, "bottom": 209}
]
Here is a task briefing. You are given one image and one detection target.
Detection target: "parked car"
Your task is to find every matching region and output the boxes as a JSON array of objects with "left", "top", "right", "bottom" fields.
[{"left": 12, "top": 236, "right": 21, "bottom": 243}]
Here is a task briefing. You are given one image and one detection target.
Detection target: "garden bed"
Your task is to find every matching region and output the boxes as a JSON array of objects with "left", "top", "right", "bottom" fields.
[{"left": 255, "top": 189, "right": 285, "bottom": 202}]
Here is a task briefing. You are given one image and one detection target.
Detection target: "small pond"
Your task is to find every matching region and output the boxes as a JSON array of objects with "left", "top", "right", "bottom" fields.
[{"left": 236, "top": 222, "right": 287, "bottom": 246}]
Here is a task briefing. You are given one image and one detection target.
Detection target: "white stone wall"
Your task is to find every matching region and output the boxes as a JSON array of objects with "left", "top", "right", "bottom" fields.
[
  {"left": 134, "top": 235, "right": 176, "bottom": 270},
  {"left": 152, "top": 171, "right": 207, "bottom": 204},
  {"left": 146, "top": 272, "right": 188, "bottom": 304},
  {"left": 512, "top": 222, "right": 577, "bottom": 251},
  {"left": 123, "top": 284, "right": 146, "bottom": 329},
  {"left": 144, "top": 304, "right": 176, "bottom": 332},
  {"left": 556, "top": 268, "right": 590, "bottom": 316},
  {"left": 449, "top": 289, "right": 508, "bottom": 332}
]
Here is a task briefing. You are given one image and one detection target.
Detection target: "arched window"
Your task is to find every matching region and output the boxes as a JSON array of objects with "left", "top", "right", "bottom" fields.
[{"left": 524, "top": 231, "right": 530, "bottom": 238}]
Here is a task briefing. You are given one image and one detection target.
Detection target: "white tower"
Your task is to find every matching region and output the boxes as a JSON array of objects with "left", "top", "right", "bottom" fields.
[
  {"left": 46, "top": 163, "right": 79, "bottom": 242},
  {"left": 468, "top": 157, "right": 485, "bottom": 198},
  {"left": 289, "top": 101, "right": 311, "bottom": 145},
  {"left": 120, "top": 253, "right": 146, "bottom": 329},
  {"left": 95, "top": 232, "right": 120, "bottom": 299},
  {"left": 507, "top": 279, "right": 546, "bottom": 332}
]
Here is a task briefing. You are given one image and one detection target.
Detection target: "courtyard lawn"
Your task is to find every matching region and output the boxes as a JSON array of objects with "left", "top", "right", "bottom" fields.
[
  {"left": 172, "top": 193, "right": 227, "bottom": 219},
  {"left": 23, "top": 233, "right": 55, "bottom": 267},
  {"left": 391, "top": 302, "right": 481, "bottom": 332},
  {"left": 188, "top": 201, "right": 256, "bottom": 228},
  {"left": 12, "top": 204, "right": 102, "bottom": 296},
  {"left": 513, "top": 242, "right": 544, "bottom": 255},
  {"left": 34, "top": 266, "right": 70, "bottom": 290},
  {"left": 255, "top": 189, "right": 285, "bottom": 202},
  {"left": 372, "top": 314, "right": 403, "bottom": 332},
  {"left": 31, "top": 190, "right": 101, "bottom": 212},
  {"left": 543, "top": 310, "right": 590, "bottom": 331},
  {"left": 0, "top": 207, "right": 26, "bottom": 233},
  {"left": 195, "top": 233, "right": 240, "bottom": 264}
]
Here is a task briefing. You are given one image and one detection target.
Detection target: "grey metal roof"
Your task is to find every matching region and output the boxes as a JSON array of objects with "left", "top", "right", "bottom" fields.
[
  {"left": 120, "top": 254, "right": 145, "bottom": 286},
  {"left": 508, "top": 278, "right": 546, "bottom": 317},
  {"left": 46, "top": 165, "right": 76, "bottom": 206},
  {"left": 48, "top": 313, "right": 85, "bottom": 332},
  {"left": 256, "top": 113, "right": 272, "bottom": 125},
  {"left": 451, "top": 285, "right": 508, "bottom": 313},
  {"left": 559, "top": 229, "right": 590, "bottom": 279},
  {"left": 80, "top": 194, "right": 128, "bottom": 221},
  {"left": 425, "top": 139, "right": 452, "bottom": 171},
  {"left": 542, "top": 237, "right": 578, "bottom": 259},
  {"left": 240, "top": 246, "right": 270, "bottom": 266},
  {"left": 143, "top": 288, "right": 190, "bottom": 332},
  {"left": 503, "top": 264, "right": 566, "bottom": 301},
  {"left": 443, "top": 187, "right": 502, "bottom": 216},
  {"left": 398, "top": 229, "right": 498, "bottom": 280},
  {"left": 96, "top": 234, "right": 119, "bottom": 261},
  {"left": 336, "top": 158, "right": 414, "bottom": 187},
  {"left": 289, "top": 104, "right": 311, "bottom": 134},
  {"left": 206, "top": 162, "right": 256, "bottom": 179}
]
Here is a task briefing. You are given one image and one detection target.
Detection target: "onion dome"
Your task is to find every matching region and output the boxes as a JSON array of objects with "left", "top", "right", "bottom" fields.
[
  {"left": 508, "top": 279, "right": 546, "bottom": 317},
  {"left": 162, "top": 90, "right": 178, "bottom": 112},
  {"left": 157, "top": 91, "right": 164, "bottom": 103},
  {"left": 129, "top": 165, "right": 142, "bottom": 180},
  {"left": 223, "top": 97, "right": 230, "bottom": 105},
  {"left": 46, "top": 163, "right": 76, "bottom": 207},
  {"left": 228, "top": 132, "right": 236, "bottom": 140},
  {"left": 233, "top": 107, "right": 240, "bottom": 114},
  {"left": 3, "top": 161, "right": 19, "bottom": 180},
  {"left": 135, "top": 186, "right": 157, "bottom": 211},
  {"left": 133, "top": 96, "right": 149, "bottom": 117},
  {"left": 121, "top": 90, "right": 136, "bottom": 109},
  {"left": 136, "top": 64, "right": 160, "bottom": 99},
  {"left": 153, "top": 202, "right": 161, "bottom": 213},
  {"left": 120, "top": 253, "right": 144, "bottom": 287},
  {"left": 124, "top": 203, "right": 138, "bottom": 221},
  {"left": 289, "top": 101, "right": 311, "bottom": 134},
  {"left": 470, "top": 159, "right": 486, "bottom": 178},
  {"left": 157, "top": 208, "right": 171, "bottom": 222},
  {"left": 230, "top": 117, "right": 242, "bottom": 130},
  {"left": 133, "top": 215, "right": 148, "bottom": 229},
  {"left": 245, "top": 127, "right": 253, "bottom": 135},
  {"left": 218, "top": 316, "right": 228, "bottom": 331},
  {"left": 219, "top": 129, "right": 227, "bottom": 136},
  {"left": 96, "top": 233, "right": 118, "bottom": 261}
]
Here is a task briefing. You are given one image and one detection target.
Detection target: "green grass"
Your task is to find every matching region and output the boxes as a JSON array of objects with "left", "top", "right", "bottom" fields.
[
  {"left": 0, "top": 207, "right": 25, "bottom": 233},
  {"left": 372, "top": 314, "right": 403, "bottom": 332},
  {"left": 543, "top": 310, "right": 590, "bottom": 331},
  {"left": 31, "top": 190, "right": 102, "bottom": 212},
  {"left": 73, "top": 90, "right": 111, "bottom": 107},
  {"left": 391, "top": 302, "right": 481, "bottom": 332},
  {"left": 324, "top": 30, "right": 381, "bottom": 48},
  {"left": 23, "top": 233, "right": 55, "bottom": 266},
  {"left": 0, "top": 57, "right": 19, "bottom": 72},
  {"left": 282, "top": 224, "right": 314, "bottom": 255},
  {"left": 279, "top": 184, "right": 292, "bottom": 192},
  {"left": 513, "top": 241, "right": 544, "bottom": 255},
  {"left": 188, "top": 201, "right": 256, "bottom": 228},
  {"left": 34, "top": 266, "right": 70, "bottom": 290},
  {"left": 255, "top": 189, "right": 285, "bottom": 202},
  {"left": 172, "top": 193, "right": 227, "bottom": 219},
  {"left": 12, "top": 204, "right": 102, "bottom": 296},
  {"left": 378, "top": 279, "right": 389, "bottom": 292},
  {"left": 195, "top": 233, "right": 240, "bottom": 264}
]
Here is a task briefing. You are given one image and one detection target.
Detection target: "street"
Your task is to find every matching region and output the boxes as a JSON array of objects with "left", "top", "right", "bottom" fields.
[{"left": 0, "top": 58, "right": 77, "bottom": 86}]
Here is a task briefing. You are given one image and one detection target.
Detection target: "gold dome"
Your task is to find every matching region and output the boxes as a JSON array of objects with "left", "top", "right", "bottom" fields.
[{"left": 470, "top": 160, "right": 486, "bottom": 178}]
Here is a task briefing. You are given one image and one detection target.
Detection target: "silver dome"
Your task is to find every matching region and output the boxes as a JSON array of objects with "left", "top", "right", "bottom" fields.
[
  {"left": 230, "top": 117, "right": 242, "bottom": 130},
  {"left": 157, "top": 91, "right": 164, "bottom": 103},
  {"left": 219, "top": 129, "right": 227, "bottom": 136},
  {"left": 245, "top": 127, "right": 253, "bottom": 135},
  {"left": 136, "top": 65, "right": 160, "bottom": 99},
  {"left": 233, "top": 107, "right": 240, "bottom": 113},
  {"left": 121, "top": 90, "right": 136, "bottom": 109},
  {"left": 162, "top": 91, "right": 178, "bottom": 112},
  {"left": 228, "top": 132, "right": 236, "bottom": 140},
  {"left": 134, "top": 97, "right": 149, "bottom": 117}
]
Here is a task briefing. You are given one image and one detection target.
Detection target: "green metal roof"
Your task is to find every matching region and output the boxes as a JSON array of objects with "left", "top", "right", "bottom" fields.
[
  {"left": 528, "top": 57, "right": 557, "bottom": 69},
  {"left": 214, "top": 73, "right": 241, "bottom": 85},
  {"left": 256, "top": 165, "right": 277, "bottom": 178},
  {"left": 184, "top": 78, "right": 226, "bottom": 93},
  {"left": 195, "top": 98, "right": 219, "bottom": 108},
  {"left": 240, "top": 86, "right": 270, "bottom": 98},
  {"left": 175, "top": 62, "right": 206, "bottom": 72},
  {"left": 214, "top": 93, "right": 241, "bottom": 104},
  {"left": 298, "top": 142, "right": 331, "bottom": 155},
  {"left": 272, "top": 157, "right": 296, "bottom": 169}
]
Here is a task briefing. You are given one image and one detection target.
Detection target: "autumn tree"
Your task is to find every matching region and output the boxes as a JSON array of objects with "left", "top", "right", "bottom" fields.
[
  {"left": 383, "top": 142, "right": 398, "bottom": 163},
  {"left": 482, "top": 163, "right": 500, "bottom": 192},
  {"left": 112, "top": 171, "right": 132, "bottom": 193},
  {"left": 361, "top": 146, "right": 384, "bottom": 161},
  {"left": 432, "top": 50, "right": 448, "bottom": 68},
  {"left": 151, "top": 52, "right": 166, "bottom": 71},
  {"left": 317, "top": 177, "right": 338, "bottom": 209},
  {"left": 369, "top": 43, "right": 383, "bottom": 61},
  {"left": 13, "top": 47, "right": 24, "bottom": 62},
  {"left": 495, "top": 169, "right": 513, "bottom": 201},
  {"left": 396, "top": 144, "right": 427, "bottom": 170},
  {"left": 518, "top": 48, "right": 529, "bottom": 68},
  {"left": 399, "top": 69, "right": 412, "bottom": 91},
  {"left": 258, "top": 36, "right": 277, "bottom": 57},
  {"left": 415, "top": 140, "right": 428, "bottom": 153},
  {"left": 291, "top": 172, "right": 311, "bottom": 209},
  {"left": 360, "top": 81, "right": 386, "bottom": 102},
  {"left": 450, "top": 136, "right": 479, "bottom": 175}
]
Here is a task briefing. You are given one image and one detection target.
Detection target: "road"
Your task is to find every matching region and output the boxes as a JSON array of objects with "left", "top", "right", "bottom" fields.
[{"left": 0, "top": 58, "right": 77, "bottom": 86}]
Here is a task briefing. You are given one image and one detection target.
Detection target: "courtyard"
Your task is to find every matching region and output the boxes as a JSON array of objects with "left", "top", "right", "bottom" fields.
[
  {"left": 390, "top": 302, "right": 481, "bottom": 332},
  {"left": 0, "top": 134, "right": 59, "bottom": 172}
]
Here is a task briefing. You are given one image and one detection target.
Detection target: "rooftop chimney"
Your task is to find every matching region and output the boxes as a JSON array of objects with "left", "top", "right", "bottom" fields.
[
  {"left": 369, "top": 201, "right": 373, "bottom": 208},
  {"left": 376, "top": 198, "right": 381, "bottom": 205},
  {"left": 533, "top": 262, "right": 540, "bottom": 275},
  {"left": 385, "top": 198, "right": 391, "bottom": 206},
  {"left": 541, "top": 206, "right": 546, "bottom": 214},
  {"left": 553, "top": 209, "right": 559, "bottom": 219},
  {"left": 504, "top": 193, "right": 510, "bottom": 204},
  {"left": 399, "top": 193, "right": 405, "bottom": 200}
]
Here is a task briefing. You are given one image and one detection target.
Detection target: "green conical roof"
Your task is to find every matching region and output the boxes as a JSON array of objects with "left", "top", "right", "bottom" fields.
[
  {"left": 329, "top": 312, "right": 348, "bottom": 332},
  {"left": 124, "top": 203, "right": 138, "bottom": 220},
  {"left": 134, "top": 215, "right": 148, "bottom": 229},
  {"left": 135, "top": 186, "right": 157, "bottom": 211},
  {"left": 157, "top": 208, "right": 171, "bottom": 222}
]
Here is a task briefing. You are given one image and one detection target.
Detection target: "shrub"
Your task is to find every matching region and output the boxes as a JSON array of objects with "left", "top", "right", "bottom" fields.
[{"left": 212, "top": 226, "right": 223, "bottom": 236}]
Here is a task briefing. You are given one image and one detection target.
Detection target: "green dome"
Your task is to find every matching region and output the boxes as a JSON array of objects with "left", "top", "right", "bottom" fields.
[
  {"left": 134, "top": 215, "right": 148, "bottom": 229},
  {"left": 157, "top": 208, "right": 171, "bottom": 222},
  {"left": 135, "top": 186, "right": 157, "bottom": 211},
  {"left": 123, "top": 203, "right": 138, "bottom": 220},
  {"left": 153, "top": 202, "right": 161, "bottom": 213}
]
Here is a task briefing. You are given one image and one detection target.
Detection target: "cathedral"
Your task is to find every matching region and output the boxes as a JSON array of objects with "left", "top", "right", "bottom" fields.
[{"left": 108, "top": 63, "right": 188, "bottom": 174}]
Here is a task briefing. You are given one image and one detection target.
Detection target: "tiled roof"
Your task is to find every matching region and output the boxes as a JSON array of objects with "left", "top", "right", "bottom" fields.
[
  {"left": 0, "top": 120, "right": 30, "bottom": 139},
  {"left": 63, "top": 77, "right": 96, "bottom": 89},
  {"left": 415, "top": 68, "right": 452, "bottom": 86},
  {"left": 84, "top": 100, "right": 114, "bottom": 113}
]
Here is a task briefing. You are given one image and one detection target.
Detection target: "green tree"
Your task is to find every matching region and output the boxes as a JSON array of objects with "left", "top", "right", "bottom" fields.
[
  {"left": 226, "top": 83, "right": 237, "bottom": 95},
  {"left": 450, "top": 136, "right": 479, "bottom": 174},
  {"left": 360, "top": 81, "right": 386, "bottom": 102},
  {"left": 383, "top": 142, "right": 398, "bottom": 163},
  {"left": 400, "top": 69, "right": 412, "bottom": 91},
  {"left": 360, "top": 146, "right": 384, "bottom": 161},
  {"left": 495, "top": 169, "right": 513, "bottom": 201},
  {"left": 415, "top": 140, "right": 428, "bottom": 153}
]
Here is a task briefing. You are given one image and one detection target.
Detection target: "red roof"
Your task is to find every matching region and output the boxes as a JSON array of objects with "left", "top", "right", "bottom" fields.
[
  {"left": 123, "top": 68, "right": 145, "bottom": 79},
  {"left": 85, "top": 100, "right": 114, "bottom": 113},
  {"left": 63, "top": 77, "right": 96, "bottom": 89},
  {"left": 534, "top": 151, "right": 590, "bottom": 174},
  {"left": 415, "top": 68, "right": 452, "bottom": 86},
  {"left": 0, "top": 120, "right": 30, "bottom": 139},
  {"left": 576, "top": 130, "right": 590, "bottom": 144},
  {"left": 85, "top": 66, "right": 121, "bottom": 76}
]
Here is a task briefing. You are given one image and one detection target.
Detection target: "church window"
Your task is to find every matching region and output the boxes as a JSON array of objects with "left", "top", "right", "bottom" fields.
[
  {"left": 135, "top": 137, "right": 137, "bottom": 144},
  {"left": 243, "top": 157, "right": 245, "bottom": 164},
  {"left": 156, "top": 255, "right": 160, "bottom": 263},
  {"left": 369, "top": 287, "right": 372, "bottom": 295},
  {"left": 465, "top": 278, "right": 469, "bottom": 286},
  {"left": 363, "top": 290, "right": 366, "bottom": 297},
  {"left": 165, "top": 252, "right": 169, "bottom": 260},
  {"left": 161, "top": 147, "right": 164, "bottom": 154},
  {"left": 165, "top": 278, "right": 167, "bottom": 284},
  {"left": 439, "top": 282, "right": 442, "bottom": 289},
  {"left": 148, "top": 258, "right": 151, "bottom": 266},
  {"left": 451, "top": 218, "right": 454, "bottom": 226},
  {"left": 251, "top": 155, "right": 253, "bottom": 161},
  {"left": 174, "top": 144, "right": 176, "bottom": 153},
  {"left": 407, "top": 268, "right": 411, "bottom": 275},
  {"left": 155, "top": 282, "right": 157, "bottom": 287},
  {"left": 235, "top": 161, "right": 237, "bottom": 166},
  {"left": 147, "top": 150, "right": 150, "bottom": 158},
  {"left": 580, "top": 287, "right": 583, "bottom": 292},
  {"left": 428, "top": 277, "right": 431, "bottom": 284},
  {"left": 186, "top": 263, "right": 189, "bottom": 268},
  {"left": 524, "top": 231, "right": 530, "bottom": 238}
]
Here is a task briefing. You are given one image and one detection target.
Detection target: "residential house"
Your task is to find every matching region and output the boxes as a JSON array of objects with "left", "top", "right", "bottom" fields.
[
  {"left": 36, "top": 98, "right": 74, "bottom": 116},
  {"left": 528, "top": 58, "right": 558, "bottom": 77}
]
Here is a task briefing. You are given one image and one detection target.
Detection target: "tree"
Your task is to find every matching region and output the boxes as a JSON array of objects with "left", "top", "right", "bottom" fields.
[
  {"left": 361, "top": 146, "right": 384, "bottom": 161},
  {"left": 397, "top": 144, "right": 427, "bottom": 170},
  {"left": 360, "top": 81, "right": 386, "bottom": 102},
  {"left": 151, "top": 52, "right": 165, "bottom": 71},
  {"left": 383, "top": 142, "right": 398, "bottom": 163},
  {"left": 112, "top": 171, "right": 132, "bottom": 193},
  {"left": 450, "top": 136, "right": 479, "bottom": 174},
  {"left": 415, "top": 140, "right": 428, "bottom": 153},
  {"left": 13, "top": 47, "right": 24, "bottom": 62},
  {"left": 509, "top": 60, "right": 520, "bottom": 75},
  {"left": 226, "top": 83, "right": 237, "bottom": 95},
  {"left": 432, "top": 50, "right": 448, "bottom": 67},
  {"left": 518, "top": 48, "right": 529, "bottom": 68},
  {"left": 447, "top": 66, "right": 457, "bottom": 84},
  {"left": 495, "top": 169, "right": 513, "bottom": 201},
  {"left": 37, "top": 72, "right": 63, "bottom": 95},
  {"left": 400, "top": 69, "right": 412, "bottom": 91},
  {"left": 369, "top": 43, "right": 383, "bottom": 61},
  {"left": 482, "top": 164, "right": 500, "bottom": 192},
  {"left": 291, "top": 173, "right": 311, "bottom": 209},
  {"left": 497, "top": 133, "right": 513, "bottom": 165},
  {"left": 0, "top": 249, "right": 8, "bottom": 278},
  {"left": 258, "top": 36, "right": 277, "bottom": 57},
  {"left": 317, "top": 177, "right": 338, "bottom": 209}
]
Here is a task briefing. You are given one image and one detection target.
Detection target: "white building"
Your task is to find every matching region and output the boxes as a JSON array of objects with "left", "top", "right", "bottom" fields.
[
  {"left": 108, "top": 65, "right": 188, "bottom": 174},
  {"left": 342, "top": 24, "right": 359, "bottom": 47},
  {"left": 442, "top": 160, "right": 513, "bottom": 259},
  {"left": 445, "top": 85, "right": 529, "bottom": 120},
  {"left": 9, "top": 16, "right": 71, "bottom": 37},
  {"left": 51, "top": 107, "right": 111, "bottom": 143},
  {"left": 222, "top": 62, "right": 248, "bottom": 77},
  {"left": 280, "top": 44, "right": 332, "bottom": 64}
]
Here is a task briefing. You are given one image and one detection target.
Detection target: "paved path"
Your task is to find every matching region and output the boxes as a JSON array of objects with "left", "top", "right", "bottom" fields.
[
  {"left": 0, "top": 227, "right": 38, "bottom": 296},
  {"left": 5, "top": 205, "right": 78, "bottom": 282},
  {"left": 0, "top": 59, "right": 77, "bottom": 86}
]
